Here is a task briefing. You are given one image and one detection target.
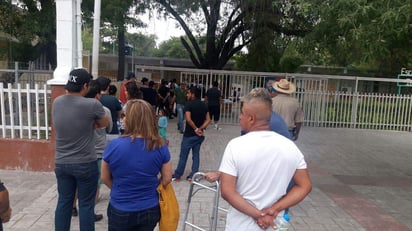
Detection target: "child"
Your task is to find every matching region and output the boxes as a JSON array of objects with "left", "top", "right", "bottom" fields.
[{"left": 158, "top": 108, "right": 169, "bottom": 145}]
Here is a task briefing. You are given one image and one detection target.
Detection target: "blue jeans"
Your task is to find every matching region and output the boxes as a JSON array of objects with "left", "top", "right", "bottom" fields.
[
  {"left": 107, "top": 203, "right": 160, "bottom": 231},
  {"left": 174, "top": 135, "right": 205, "bottom": 178},
  {"left": 55, "top": 161, "right": 98, "bottom": 231},
  {"left": 176, "top": 103, "right": 185, "bottom": 132}
]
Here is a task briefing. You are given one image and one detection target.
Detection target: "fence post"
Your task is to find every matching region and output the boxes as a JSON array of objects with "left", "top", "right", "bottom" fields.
[
  {"left": 14, "top": 62, "right": 19, "bottom": 83},
  {"left": 351, "top": 77, "right": 360, "bottom": 128}
]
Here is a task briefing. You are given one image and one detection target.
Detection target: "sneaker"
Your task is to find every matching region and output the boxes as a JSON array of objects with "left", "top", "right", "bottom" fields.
[
  {"left": 172, "top": 177, "right": 181, "bottom": 182},
  {"left": 214, "top": 124, "right": 222, "bottom": 130},
  {"left": 72, "top": 207, "right": 78, "bottom": 217},
  {"left": 94, "top": 214, "right": 103, "bottom": 222},
  {"left": 186, "top": 176, "right": 192, "bottom": 182}
]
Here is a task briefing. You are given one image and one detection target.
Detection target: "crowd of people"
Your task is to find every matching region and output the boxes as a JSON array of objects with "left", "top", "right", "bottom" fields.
[{"left": 0, "top": 68, "right": 310, "bottom": 231}]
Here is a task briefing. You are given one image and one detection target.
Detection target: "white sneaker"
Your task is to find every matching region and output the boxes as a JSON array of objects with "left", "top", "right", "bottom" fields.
[{"left": 214, "top": 124, "right": 221, "bottom": 130}]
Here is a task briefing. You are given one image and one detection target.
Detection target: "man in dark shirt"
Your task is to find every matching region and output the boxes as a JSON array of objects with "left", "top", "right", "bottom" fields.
[
  {"left": 172, "top": 87, "right": 211, "bottom": 181},
  {"left": 97, "top": 76, "right": 123, "bottom": 135},
  {"left": 205, "top": 81, "right": 222, "bottom": 130},
  {"left": 141, "top": 80, "right": 157, "bottom": 111},
  {"left": 157, "top": 79, "right": 170, "bottom": 117}
]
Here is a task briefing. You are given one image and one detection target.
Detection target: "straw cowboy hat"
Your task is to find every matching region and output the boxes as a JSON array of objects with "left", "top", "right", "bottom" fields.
[{"left": 272, "top": 79, "right": 296, "bottom": 94}]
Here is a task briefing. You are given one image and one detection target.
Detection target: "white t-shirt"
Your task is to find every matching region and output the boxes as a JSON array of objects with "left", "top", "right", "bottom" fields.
[{"left": 219, "top": 131, "right": 307, "bottom": 231}]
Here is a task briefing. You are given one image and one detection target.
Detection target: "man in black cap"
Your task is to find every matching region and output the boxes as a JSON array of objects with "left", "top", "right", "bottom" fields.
[{"left": 52, "top": 68, "right": 109, "bottom": 231}]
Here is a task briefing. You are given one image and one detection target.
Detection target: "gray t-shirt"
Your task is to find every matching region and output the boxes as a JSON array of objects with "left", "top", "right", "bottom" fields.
[
  {"left": 95, "top": 106, "right": 112, "bottom": 158},
  {"left": 52, "top": 95, "right": 106, "bottom": 164}
]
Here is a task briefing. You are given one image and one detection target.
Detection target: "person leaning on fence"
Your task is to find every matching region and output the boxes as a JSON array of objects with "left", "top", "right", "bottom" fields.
[
  {"left": 0, "top": 179, "right": 12, "bottom": 231},
  {"left": 52, "top": 68, "right": 109, "bottom": 231},
  {"left": 218, "top": 88, "right": 312, "bottom": 231},
  {"left": 271, "top": 79, "right": 304, "bottom": 140},
  {"left": 101, "top": 99, "right": 173, "bottom": 231}
]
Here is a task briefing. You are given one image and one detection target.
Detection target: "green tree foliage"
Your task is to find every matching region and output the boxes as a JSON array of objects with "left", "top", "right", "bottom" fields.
[
  {"left": 126, "top": 32, "right": 157, "bottom": 56},
  {"left": 0, "top": 0, "right": 56, "bottom": 68},
  {"left": 152, "top": 0, "right": 311, "bottom": 69},
  {"left": 153, "top": 36, "right": 208, "bottom": 59},
  {"left": 82, "top": 0, "right": 146, "bottom": 80},
  {"left": 302, "top": 0, "right": 412, "bottom": 75}
]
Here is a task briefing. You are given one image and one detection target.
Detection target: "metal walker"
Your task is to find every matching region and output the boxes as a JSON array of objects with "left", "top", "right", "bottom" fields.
[{"left": 182, "top": 172, "right": 228, "bottom": 231}]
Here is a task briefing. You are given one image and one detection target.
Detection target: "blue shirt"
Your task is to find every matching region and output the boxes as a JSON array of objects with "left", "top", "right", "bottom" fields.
[
  {"left": 241, "top": 112, "right": 291, "bottom": 140},
  {"left": 103, "top": 137, "right": 170, "bottom": 211}
]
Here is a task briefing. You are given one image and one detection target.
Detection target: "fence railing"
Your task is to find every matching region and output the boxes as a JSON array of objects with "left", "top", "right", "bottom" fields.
[
  {"left": 297, "top": 91, "right": 412, "bottom": 131},
  {"left": 0, "top": 83, "right": 51, "bottom": 140},
  {"left": 0, "top": 66, "right": 411, "bottom": 140}
]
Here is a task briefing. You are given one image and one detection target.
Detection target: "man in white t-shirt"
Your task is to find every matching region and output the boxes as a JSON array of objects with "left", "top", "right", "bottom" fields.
[{"left": 219, "top": 88, "right": 312, "bottom": 231}]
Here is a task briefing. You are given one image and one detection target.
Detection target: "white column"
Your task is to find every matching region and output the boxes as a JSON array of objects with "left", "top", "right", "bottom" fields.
[
  {"left": 91, "top": 0, "right": 101, "bottom": 78},
  {"left": 48, "top": 0, "right": 81, "bottom": 85}
]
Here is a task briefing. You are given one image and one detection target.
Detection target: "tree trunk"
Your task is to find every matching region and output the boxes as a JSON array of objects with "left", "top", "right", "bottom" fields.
[{"left": 117, "top": 30, "right": 125, "bottom": 81}]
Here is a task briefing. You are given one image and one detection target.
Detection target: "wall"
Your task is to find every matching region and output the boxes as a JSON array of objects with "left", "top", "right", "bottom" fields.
[{"left": 0, "top": 139, "right": 54, "bottom": 171}]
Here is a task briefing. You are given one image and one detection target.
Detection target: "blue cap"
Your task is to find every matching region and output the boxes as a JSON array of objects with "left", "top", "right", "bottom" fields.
[
  {"left": 126, "top": 72, "right": 136, "bottom": 80},
  {"left": 283, "top": 214, "right": 290, "bottom": 222}
]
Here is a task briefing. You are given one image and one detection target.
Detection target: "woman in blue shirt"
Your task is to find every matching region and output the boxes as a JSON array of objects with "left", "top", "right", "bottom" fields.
[{"left": 101, "top": 99, "right": 173, "bottom": 231}]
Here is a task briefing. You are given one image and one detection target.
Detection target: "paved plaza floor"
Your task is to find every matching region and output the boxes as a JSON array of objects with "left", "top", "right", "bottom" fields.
[{"left": 1, "top": 120, "right": 412, "bottom": 230}]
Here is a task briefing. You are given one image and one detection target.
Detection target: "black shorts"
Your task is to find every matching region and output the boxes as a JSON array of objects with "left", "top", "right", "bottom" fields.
[{"left": 208, "top": 105, "right": 220, "bottom": 121}]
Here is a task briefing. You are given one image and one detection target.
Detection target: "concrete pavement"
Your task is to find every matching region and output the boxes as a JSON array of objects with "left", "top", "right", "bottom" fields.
[{"left": 2, "top": 121, "right": 412, "bottom": 230}]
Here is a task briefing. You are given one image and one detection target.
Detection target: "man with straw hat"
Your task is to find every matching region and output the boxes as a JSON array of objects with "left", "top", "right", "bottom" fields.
[{"left": 272, "top": 79, "right": 303, "bottom": 140}]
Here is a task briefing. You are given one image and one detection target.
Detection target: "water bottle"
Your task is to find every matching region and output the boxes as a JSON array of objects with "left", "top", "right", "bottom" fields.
[{"left": 274, "top": 214, "right": 290, "bottom": 230}]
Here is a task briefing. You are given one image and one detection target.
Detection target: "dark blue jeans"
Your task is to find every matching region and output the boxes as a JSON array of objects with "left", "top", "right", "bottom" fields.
[
  {"left": 55, "top": 161, "right": 98, "bottom": 231},
  {"left": 176, "top": 103, "right": 185, "bottom": 132},
  {"left": 107, "top": 203, "right": 160, "bottom": 231},
  {"left": 174, "top": 135, "right": 205, "bottom": 178}
]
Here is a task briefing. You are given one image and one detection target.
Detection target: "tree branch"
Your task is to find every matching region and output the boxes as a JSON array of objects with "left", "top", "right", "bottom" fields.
[{"left": 157, "top": 0, "right": 205, "bottom": 65}]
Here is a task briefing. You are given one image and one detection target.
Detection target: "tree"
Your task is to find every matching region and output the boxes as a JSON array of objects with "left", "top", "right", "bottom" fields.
[
  {"left": 0, "top": 0, "right": 56, "bottom": 69},
  {"left": 82, "top": 0, "right": 146, "bottom": 80},
  {"left": 152, "top": 0, "right": 314, "bottom": 70},
  {"left": 301, "top": 0, "right": 412, "bottom": 75},
  {"left": 154, "top": 36, "right": 205, "bottom": 59},
  {"left": 126, "top": 32, "right": 157, "bottom": 57}
]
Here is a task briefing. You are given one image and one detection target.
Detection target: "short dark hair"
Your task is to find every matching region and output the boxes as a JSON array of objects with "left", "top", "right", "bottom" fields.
[
  {"left": 85, "top": 80, "right": 101, "bottom": 98},
  {"left": 109, "top": 85, "right": 117, "bottom": 95},
  {"left": 125, "top": 82, "right": 143, "bottom": 99},
  {"left": 189, "top": 86, "right": 201, "bottom": 98},
  {"left": 212, "top": 81, "right": 218, "bottom": 87},
  {"left": 149, "top": 80, "right": 155, "bottom": 88},
  {"left": 96, "top": 76, "right": 111, "bottom": 91}
]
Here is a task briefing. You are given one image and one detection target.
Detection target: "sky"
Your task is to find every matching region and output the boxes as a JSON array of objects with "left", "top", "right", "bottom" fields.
[{"left": 133, "top": 11, "right": 185, "bottom": 45}]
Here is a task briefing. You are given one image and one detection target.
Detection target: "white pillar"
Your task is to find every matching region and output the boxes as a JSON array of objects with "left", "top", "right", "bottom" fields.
[
  {"left": 91, "top": 0, "right": 101, "bottom": 78},
  {"left": 48, "top": 0, "right": 82, "bottom": 85}
]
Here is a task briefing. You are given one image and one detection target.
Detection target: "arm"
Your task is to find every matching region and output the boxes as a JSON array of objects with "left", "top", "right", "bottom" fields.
[
  {"left": 204, "top": 171, "right": 221, "bottom": 183},
  {"left": 95, "top": 113, "right": 109, "bottom": 128},
  {"left": 293, "top": 122, "right": 302, "bottom": 140},
  {"left": 160, "top": 161, "right": 173, "bottom": 186},
  {"left": 185, "top": 111, "right": 197, "bottom": 130},
  {"left": 220, "top": 173, "right": 264, "bottom": 220},
  {"left": 199, "top": 112, "right": 211, "bottom": 130},
  {"left": 266, "top": 169, "right": 312, "bottom": 216},
  {"left": 101, "top": 160, "right": 113, "bottom": 189},
  {"left": 105, "top": 110, "right": 113, "bottom": 133},
  {"left": 0, "top": 184, "right": 11, "bottom": 223}
]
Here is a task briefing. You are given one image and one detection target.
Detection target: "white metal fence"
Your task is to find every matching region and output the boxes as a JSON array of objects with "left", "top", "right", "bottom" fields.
[
  {"left": 0, "top": 66, "right": 410, "bottom": 140},
  {"left": 0, "top": 83, "right": 51, "bottom": 139},
  {"left": 138, "top": 65, "right": 412, "bottom": 131}
]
